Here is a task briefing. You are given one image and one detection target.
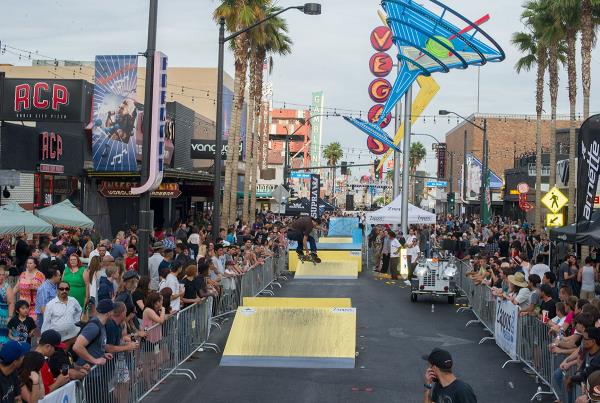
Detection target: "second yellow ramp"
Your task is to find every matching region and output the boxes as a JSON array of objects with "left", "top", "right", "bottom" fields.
[
  {"left": 295, "top": 260, "right": 358, "bottom": 280},
  {"left": 243, "top": 297, "right": 352, "bottom": 308}
]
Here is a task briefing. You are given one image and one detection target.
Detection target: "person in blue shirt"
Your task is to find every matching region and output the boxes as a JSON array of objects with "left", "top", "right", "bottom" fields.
[{"left": 35, "top": 265, "right": 61, "bottom": 329}]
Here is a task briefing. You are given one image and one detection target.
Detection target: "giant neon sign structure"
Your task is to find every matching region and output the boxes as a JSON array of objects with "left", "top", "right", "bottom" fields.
[{"left": 344, "top": 0, "right": 505, "bottom": 150}]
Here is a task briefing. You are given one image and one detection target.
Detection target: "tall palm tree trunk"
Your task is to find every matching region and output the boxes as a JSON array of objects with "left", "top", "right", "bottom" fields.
[
  {"left": 566, "top": 29, "right": 578, "bottom": 224},
  {"left": 227, "top": 38, "right": 250, "bottom": 228},
  {"left": 548, "top": 44, "right": 559, "bottom": 188},
  {"left": 581, "top": 0, "right": 593, "bottom": 120},
  {"left": 249, "top": 52, "right": 265, "bottom": 224},
  {"left": 534, "top": 45, "right": 546, "bottom": 228},
  {"left": 243, "top": 95, "right": 255, "bottom": 225}
]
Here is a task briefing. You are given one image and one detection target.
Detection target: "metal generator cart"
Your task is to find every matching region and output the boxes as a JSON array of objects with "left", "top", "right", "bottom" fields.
[{"left": 410, "top": 253, "right": 458, "bottom": 304}]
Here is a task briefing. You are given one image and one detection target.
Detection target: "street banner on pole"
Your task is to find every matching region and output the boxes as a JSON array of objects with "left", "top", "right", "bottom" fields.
[
  {"left": 91, "top": 55, "right": 139, "bottom": 172},
  {"left": 576, "top": 114, "right": 600, "bottom": 230},
  {"left": 495, "top": 298, "right": 518, "bottom": 360},
  {"left": 309, "top": 174, "right": 320, "bottom": 219},
  {"left": 309, "top": 92, "right": 324, "bottom": 166}
]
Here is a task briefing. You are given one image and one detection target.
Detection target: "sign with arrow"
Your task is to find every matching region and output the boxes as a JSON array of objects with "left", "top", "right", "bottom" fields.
[
  {"left": 541, "top": 186, "right": 568, "bottom": 214},
  {"left": 546, "top": 213, "right": 564, "bottom": 227}
]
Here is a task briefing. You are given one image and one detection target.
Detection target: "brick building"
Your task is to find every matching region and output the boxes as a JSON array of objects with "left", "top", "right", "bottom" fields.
[{"left": 445, "top": 113, "right": 580, "bottom": 213}]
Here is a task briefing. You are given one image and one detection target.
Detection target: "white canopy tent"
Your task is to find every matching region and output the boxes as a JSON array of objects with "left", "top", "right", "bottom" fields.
[{"left": 365, "top": 194, "right": 436, "bottom": 225}]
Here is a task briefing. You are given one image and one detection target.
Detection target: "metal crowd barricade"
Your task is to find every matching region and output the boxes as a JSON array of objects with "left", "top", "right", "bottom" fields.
[{"left": 176, "top": 300, "right": 209, "bottom": 368}]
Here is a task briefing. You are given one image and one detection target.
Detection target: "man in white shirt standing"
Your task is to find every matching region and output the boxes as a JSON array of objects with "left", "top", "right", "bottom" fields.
[
  {"left": 41, "top": 281, "right": 82, "bottom": 342},
  {"left": 148, "top": 242, "right": 164, "bottom": 291},
  {"left": 529, "top": 254, "right": 550, "bottom": 280},
  {"left": 389, "top": 231, "right": 401, "bottom": 280},
  {"left": 405, "top": 236, "right": 421, "bottom": 286}
]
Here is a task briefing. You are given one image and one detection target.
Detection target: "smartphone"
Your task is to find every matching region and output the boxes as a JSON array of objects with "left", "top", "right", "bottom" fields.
[{"left": 61, "top": 364, "right": 69, "bottom": 376}]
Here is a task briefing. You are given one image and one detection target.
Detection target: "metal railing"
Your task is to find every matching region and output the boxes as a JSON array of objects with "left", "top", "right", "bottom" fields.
[
  {"left": 454, "top": 260, "right": 563, "bottom": 401},
  {"left": 71, "top": 255, "right": 285, "bottom": 402}
]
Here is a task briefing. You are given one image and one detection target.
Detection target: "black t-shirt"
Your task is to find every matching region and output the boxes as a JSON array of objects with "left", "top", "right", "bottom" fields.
[
  {"left": 182, "top": 277, "right": 202, "bottom": 307},
  {"left": 39, "top": 256, "right": 65, "bottom": 277},
  {"left": 105, "top": 319, "right": 122, "bottom": 347},
  {"left": 498, "top": 240, "right": 510, "bottom": 258},
  {"left": 0, "top": 370, "right": 18, "bottom": 403},
  {"left": 132, "top": 290, "right": 146, "bottom": 319},
  {"left": 7, "top": 316, "right": 36, "bottom": 344},
  {"left": 431, "top": 379, "right": 477, "bottom": 403},
  {"left": 540, "top": 298, "right": 557, "bottom": 319},
  {"left": 115, "top": 290, "right": 135, "bottom": 317},
  {"left": 48, "top": 348, "right": 74, "bottom": 378}
]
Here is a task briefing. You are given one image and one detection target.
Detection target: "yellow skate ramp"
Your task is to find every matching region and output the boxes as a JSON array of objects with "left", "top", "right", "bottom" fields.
[
  {"left": 289, "top": 250, "right": 362, "bottom": 272},
  {"left": 319, "top": 237, "right": 353, "bottom": 244},
  {"left": 294, "top": 260, "right": 358, "bottom": 280},
  {"left": 243, "top": 297, "right": 352, "bottom": 308},
  {"left": 221, "top": 306, "right": 356, "bottom": 368}
]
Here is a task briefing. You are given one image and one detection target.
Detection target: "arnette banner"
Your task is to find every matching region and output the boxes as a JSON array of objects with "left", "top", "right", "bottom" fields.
[
  {"left": 577, "top": 114, "right": 600, "bottom": 230},
  {"left": 91, "top": 55, "right": 139, "bottom": 172},
  {"left": 0, "top": 77, "right": 92, "bottom": 122},
  {"left": 99, "top": 181, "right": 181, "bottom": 198},
  {"left": 494, "top": 298, "right": 518, "bottom": 360}
]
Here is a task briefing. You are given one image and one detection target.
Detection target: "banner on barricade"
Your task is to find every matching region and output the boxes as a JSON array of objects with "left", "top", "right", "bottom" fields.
[
  {"left": 40, "top": 380, "right": 77, "bottom": 403},
  {"left": 494, "top": 298, "right": 518, "bottom": 360}
]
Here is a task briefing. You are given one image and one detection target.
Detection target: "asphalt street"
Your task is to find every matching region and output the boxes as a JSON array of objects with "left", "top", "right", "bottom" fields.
[{"left": 147, "top": 268, "right": 554, "bottom": 403}]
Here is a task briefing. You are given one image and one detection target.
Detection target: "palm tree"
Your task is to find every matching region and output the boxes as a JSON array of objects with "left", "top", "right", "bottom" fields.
[
  {"left": 247, "top": 8, "right": 292, "bottom": 224},
  {"left": 323, "top": 142, "right": 343, "bottom": 199},
  {"left": 409, "top": 142, "right": 426, "bottom": 203},
  {"left": 580, "top": 0, "right": 600, "bottom": 120},
  {"left": 214, "top": 0, "right": 259, "bottom": 228},
  {"left": 552, "top": 0, "right": 580, "bottom": 224},
  {"left": 513, "top": 0, "right": 547, "bottom": 228},
  {"left": 539, "top": 0, "right": 568, "bottom": 187}
]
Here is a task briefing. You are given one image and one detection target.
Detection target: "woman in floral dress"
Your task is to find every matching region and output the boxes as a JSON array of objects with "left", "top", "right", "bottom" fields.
[{"left": 14, "top": 258, "right": 45, "bottom": 320}]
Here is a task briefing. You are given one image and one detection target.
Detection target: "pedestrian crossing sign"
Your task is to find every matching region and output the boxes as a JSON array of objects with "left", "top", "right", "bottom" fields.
[
  {"left": 541, "top": 187, "right": 568, "bottom": 213},
  {"left": 546, "top": 213, "right": 564, "bottom": 227}
]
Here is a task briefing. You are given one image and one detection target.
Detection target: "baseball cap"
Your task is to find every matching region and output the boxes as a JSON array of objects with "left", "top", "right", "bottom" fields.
[
  {"left": 97, "top": 299, "right": 115, "bottom": 314},
  {"left": 0, "top": 341, "right": 30, "bottom": 365},
  {"left": 123, "top": 271, "right": 139, "bottom": 281},
  {"left": 422, "top": 348, "right": 453, "bottom": 370},
  {"left": 587, "top": 370, "right": 600, "bottom": 401},
  {"left": 39, "top": 329, "right": 62, "bottom": 347}
]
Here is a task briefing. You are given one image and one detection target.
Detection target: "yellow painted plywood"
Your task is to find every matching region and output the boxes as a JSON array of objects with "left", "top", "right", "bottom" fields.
[
  {"left": 223, "top": 307, "right": 356, "bottom": 359},
  {"left": 288, "top": 250, "right": 362, "bottom": 272},
  {"left": 319, "top": 237, "right": 353, "bottom": 244},
  {"left": 243, "top": 297, "right": 352, "bottom": 308},
  {"left": 295, "top": 261, "right": 358, "bottom": 279}
]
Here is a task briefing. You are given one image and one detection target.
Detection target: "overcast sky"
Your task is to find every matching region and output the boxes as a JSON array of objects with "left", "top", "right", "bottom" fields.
[{"left": 1, "top": 0, "right": 599, "bottom": 176}]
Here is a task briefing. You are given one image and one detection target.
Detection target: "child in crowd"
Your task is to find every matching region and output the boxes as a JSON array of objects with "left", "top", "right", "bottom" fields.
[{"left": 7, "top": 300, "right": 36, "bottom": 344}]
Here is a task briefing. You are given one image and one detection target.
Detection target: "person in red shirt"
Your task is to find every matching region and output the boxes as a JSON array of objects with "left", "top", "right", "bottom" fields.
[
  {"left": 125, "top": 244, "right": 139, "bottom": 272},
  {"left": 36, "top": 329, "right": 70, "bottom": 394}
]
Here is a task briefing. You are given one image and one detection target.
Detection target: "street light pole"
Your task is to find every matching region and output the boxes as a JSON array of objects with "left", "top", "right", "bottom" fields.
[
  {"left": 138, "top": 0, "right": 158, "bottom": 277},
  {"left": 439, "top": 110, "right": 488, "bottom": 223},
  {"left": 213, "top": 3, "right": 321, "bottom": 240}
]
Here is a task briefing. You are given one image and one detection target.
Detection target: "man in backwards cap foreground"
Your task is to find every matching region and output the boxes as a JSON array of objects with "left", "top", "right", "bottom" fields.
[
  {"left": 423, "top": 348, "right": 477, "bottom": 403},
  {"left": 0, "top": 340, "right": 31, "bottom": 402}
]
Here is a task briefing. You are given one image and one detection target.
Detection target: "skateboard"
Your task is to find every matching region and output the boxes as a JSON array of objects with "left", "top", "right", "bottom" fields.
[{"left": 298, "top": 253, "right": 321, "bottom": 265}]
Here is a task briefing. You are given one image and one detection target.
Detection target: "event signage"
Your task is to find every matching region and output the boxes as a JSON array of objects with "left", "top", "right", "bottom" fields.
[
  {"left": 99, "top": 181, "right": 181, "bottom": 198},
  {"left": 190, "top": 139, "right": 243, "bottom": 160},
  {"left": 434, "top": 143, "right": 447, "bottom": 179},
  {"left": 541, "top": 186, "right": 568, "bottom": 214},
  {"left": 576, "top": 114, "right": 600, "bottom": 230},
  {"left": 0, "top": 78, "right": 91, "bottom": 122},
  {"left": 290, "top": 172, "right": 312, "bottom": 179},
  {"left": 91, "top": 55, "right": 139, "bottom": 172},
  {"left": 494, "top": 297, "right": 518, "bottom": 360},
  {"left": 546, "top": 213, "right": 564, "bottom": 227},
  {"left": 309, "top": 174, "right": 320, "bottom": 220}
]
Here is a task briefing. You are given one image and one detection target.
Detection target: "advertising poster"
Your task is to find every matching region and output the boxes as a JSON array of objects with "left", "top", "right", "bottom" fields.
[
  {"left": 577, "top": 115, "right": 600, "bottom": 230},
  {"left": 463, "top": 153, "right": 503, "bottom": 201},
  {"left": 91, "top": 55, "right": 139, "bottom": 172},
  {"left": 309, "top": 92, "right": 324, "bottom": 166},
  {"left": 310, "top": 174, "right": 321, "bottom": 220},
  {"left": 494, "top": 298, "right": 518, "bottom": 360}
]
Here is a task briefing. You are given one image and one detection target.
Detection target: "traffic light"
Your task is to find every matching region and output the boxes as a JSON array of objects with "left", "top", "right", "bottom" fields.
[
  {"left": 290, "top": 188, "right": 298, "bottom": 198},
  {"left": 341, "top": 161, "right": 348, "bottom": 175},
  {"left": 447, "top": 192, "right": 455, "bottom": 213}
]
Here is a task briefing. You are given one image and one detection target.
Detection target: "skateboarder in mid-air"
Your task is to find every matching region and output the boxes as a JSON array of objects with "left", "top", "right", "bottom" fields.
[{"left": 287, "top": 216, "right": 325, "bottom": 263}]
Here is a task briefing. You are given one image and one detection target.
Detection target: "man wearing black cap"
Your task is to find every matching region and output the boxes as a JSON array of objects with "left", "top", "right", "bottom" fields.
[
  {"left": 286, "top": 216, "right": 325, "bottom": 262},
  {"left": 423, "top": 348, "right": 477, "bottom": 403},
  {"left": 35, "top": 330, "right": 70, "bottom": 394}
]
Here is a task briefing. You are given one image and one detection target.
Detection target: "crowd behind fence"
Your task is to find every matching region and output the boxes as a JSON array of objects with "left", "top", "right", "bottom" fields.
[
  {"left": 40, "top": 251, "right": 288, "bottom": 403},
  {"left": 454, "top": 259, "right": 579, "bottom": 402}
]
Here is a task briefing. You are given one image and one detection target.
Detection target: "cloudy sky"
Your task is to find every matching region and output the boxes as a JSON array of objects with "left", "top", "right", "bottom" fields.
[{"left": 1, "top": 0, "right": 599, "bottom": 175}]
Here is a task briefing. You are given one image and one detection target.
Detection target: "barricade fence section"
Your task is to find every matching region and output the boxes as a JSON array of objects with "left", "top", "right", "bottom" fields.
[
  {"left": 455, "top": 259, "right": 559, "bottom": 401},
  {"left": 56, "top": 255, "right": 286, "bottom": 402}
]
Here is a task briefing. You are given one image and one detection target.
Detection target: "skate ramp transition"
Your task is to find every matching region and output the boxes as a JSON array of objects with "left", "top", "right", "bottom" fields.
[
  {"left": 288, "top": 248, "right": 362, "bottom": 272},
  {"left": 220, "top": 305, "right": 356, "bottom": 368},
  {"left": 294, "top": 260, "right": 359, "bottom": 280},
  {"left": 242, "top": 297, "right": 352, "bottom": 308},
  {"left": 318, "top": 237, "right": 353, "bottom": 244}
]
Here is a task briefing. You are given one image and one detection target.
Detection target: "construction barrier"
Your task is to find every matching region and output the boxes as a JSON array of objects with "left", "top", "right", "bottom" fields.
[{"left": 51, "top": 254, "right": 286, "bottom": 402}]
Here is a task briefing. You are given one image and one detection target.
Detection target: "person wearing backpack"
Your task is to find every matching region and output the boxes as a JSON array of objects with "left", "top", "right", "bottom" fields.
[{"left": 72, "top": 299, "right": 114, "bottom": 367}]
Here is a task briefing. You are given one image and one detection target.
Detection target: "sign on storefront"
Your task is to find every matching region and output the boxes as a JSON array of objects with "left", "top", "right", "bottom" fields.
[{"left": 99, "top": 181, "right": 181, "bottom": 198}]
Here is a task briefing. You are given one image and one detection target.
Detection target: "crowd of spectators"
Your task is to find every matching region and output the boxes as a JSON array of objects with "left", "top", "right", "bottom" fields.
[{"left": 0, "top": 209, "right": 305, "bottom": 402}]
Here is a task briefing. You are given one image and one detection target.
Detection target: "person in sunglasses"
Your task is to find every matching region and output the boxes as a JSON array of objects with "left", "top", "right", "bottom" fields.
[{"left": 40, "top": 281, "right": 82, "bottom": 343}]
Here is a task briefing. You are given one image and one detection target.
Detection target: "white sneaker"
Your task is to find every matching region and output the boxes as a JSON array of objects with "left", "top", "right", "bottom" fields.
[{"left": 404, "top": 280, "right": 411, "bottom": 286}]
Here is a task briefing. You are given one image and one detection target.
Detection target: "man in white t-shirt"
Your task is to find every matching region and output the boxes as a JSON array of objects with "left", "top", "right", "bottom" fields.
[
  {"left": 389, "top": 231, "right": 402, "bottom": 280},
  {"left": 405, "top": 236, "right": 420, "bottom": 285},
  {"left": 162, "top": 266, "right": 182, "bottom": 312},
  {"left": 529, "top": 254, "right": 550, "bottom": 280}
]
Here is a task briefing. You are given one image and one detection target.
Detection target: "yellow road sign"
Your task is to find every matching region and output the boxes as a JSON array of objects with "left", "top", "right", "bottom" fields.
[
  {"left": 541, "top": 186, "right": 568, "bottom": 213},
  {"left": 546, "top": 213, "right": 564, "bottom": 227}
]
